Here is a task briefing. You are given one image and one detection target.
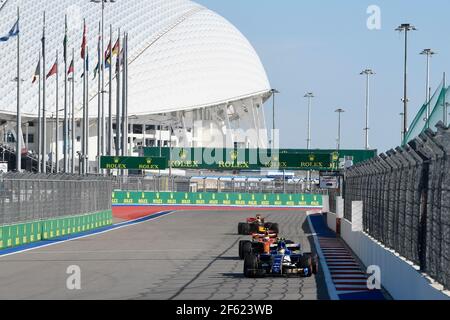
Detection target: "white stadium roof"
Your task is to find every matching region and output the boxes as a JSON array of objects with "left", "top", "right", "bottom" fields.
[{"left": 0, "top": 0, "right": 271, "bottom": 118}]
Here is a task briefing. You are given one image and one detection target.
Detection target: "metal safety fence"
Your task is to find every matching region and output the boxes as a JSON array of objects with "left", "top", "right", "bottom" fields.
[
  {"left": 0, "top": 173, "right": 112, "bottom": 226},
  {"left": 344, "top": 122, "right": 450, "bottom": 290},
  {"left": 112, "top": 175, "right": 327, "bottom": 195}
]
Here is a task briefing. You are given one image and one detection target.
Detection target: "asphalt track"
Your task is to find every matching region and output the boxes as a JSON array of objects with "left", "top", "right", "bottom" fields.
[{"left": 0, "top": 210, "right": 329, "bottom": 300}]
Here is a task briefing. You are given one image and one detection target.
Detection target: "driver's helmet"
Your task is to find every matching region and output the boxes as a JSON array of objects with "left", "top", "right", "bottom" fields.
[
  {"left": 277, "top": 241, "right": 287, "bottom": 254},
  {"left": 255, "top": 214, "right": 262, "bottom": 223}
]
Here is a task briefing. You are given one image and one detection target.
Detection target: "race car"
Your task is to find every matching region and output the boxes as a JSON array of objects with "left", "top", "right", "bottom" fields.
[
  {"left": 237, "top": 214, "right": 279, "bottom": 235},
  {"left": 243, "top": 241, "right": 319, "bottom": 278},
  {"left": 239, "top": 235, "right": 295, "bottom": 259}
]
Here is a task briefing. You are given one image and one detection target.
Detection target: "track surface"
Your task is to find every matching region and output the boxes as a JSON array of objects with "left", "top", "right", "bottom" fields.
[{"left": 0, "top": 210, "right": 329, "bottom": 300}]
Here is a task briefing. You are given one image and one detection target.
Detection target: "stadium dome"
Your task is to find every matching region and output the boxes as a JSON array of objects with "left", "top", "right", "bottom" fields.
[{"left": 0, "top": 0, "right": 271, "bottom": 118}]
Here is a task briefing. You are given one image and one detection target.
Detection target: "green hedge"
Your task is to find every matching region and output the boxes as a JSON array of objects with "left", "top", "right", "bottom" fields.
[{"left": 0, "top": 210, "right": 113, "bottom": 250}]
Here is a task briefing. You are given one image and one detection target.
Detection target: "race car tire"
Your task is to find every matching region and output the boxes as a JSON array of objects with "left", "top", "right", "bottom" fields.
[
  {"left": 299, "top": 255, "right": 313, "bottom": 277},
  {"left": 244, "top": 254, "right": 263, "bottom": 278},
  {"left": 252, "top": 242, "right": 265, "bottom": 254},
  {"left": 311, "top": 253, "right": 319, "bottom": 274},
  {"left": 242, "top": 223, "right": 251, "bottom": 235},
  {"left": 238, "top": 223, "right": 245, "bottom": 235},
  {"left": 265, "top": 223, "right": 279, "bottom": 234},
  {"left": 241, "top": 241, "right": 253, "bottom": 259},
  {"left": 248, "top": 224, "right": 258, "bottom": 234}
]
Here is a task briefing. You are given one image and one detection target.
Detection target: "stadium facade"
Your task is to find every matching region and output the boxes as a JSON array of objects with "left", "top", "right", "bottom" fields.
[{"left": 0, "top": 0, "right": 272, "bottom": 172}]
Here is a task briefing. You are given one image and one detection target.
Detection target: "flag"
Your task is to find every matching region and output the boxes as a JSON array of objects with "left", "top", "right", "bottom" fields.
[
  {"left": 81, "top": 21, "right": 87, "bottom": 59},
  {"left": 32, "top": 60, "right": 40, "bottom": 84},
  {"left": 81, "top": 54, "right": 89, "bottom": 78},
  {"left": 0, "top": 19, "right": 19, "bottom": 42},
  {"left": 104, "top": 40, "right": 112, "bottom": 69},
  {"left": 105, "top": 56, "right": 111, "bottom": 69},
  {"left": 46, "top": 61, "right": 58, "bottom": 79},
  {"left": 105, "top": 40, "right": 111, "bottom": 60},
  {"left": 93, "top": 62, "right": 99, "bottom": 79},
  {"left": 63, "top": 16, "right": 68, "bottom": 62},
  {"left": 67, "top": 59, "right": 74, "bottom": 75},
  {"left": 112, "top": 38, "right": 119, "bottom": 56}
]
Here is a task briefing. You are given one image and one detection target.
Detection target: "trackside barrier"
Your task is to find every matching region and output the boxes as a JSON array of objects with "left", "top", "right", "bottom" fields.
[
  {"left": 325, "top": 202, "right": 450, "bottom": 300},
  {"left": 340, "top": 214, "right": 449, "bottom": 300},
  {"left": 112, "top": 191, "right": 323, "bottom": 208},
  {"left": 344, "top": 123, "right": 450, "bottom": 290},
  {"left": 0, "top": 210, "right": 113, "bottom": 250}
]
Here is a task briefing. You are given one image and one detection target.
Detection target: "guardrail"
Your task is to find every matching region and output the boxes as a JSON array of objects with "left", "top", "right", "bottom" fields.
[{"left": 344, "top": 122, "right": 450, "bottom": 290}]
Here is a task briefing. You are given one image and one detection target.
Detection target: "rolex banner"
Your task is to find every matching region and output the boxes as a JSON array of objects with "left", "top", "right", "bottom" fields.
[
  {"left": 112, "top": 191, "right": 323, "bottom": 208},
  {"left": 142, "top": 148, "right": 338, "bottom": 171},
  {"left": 100, "top": 156, "right": 168, "bottom": 170}
]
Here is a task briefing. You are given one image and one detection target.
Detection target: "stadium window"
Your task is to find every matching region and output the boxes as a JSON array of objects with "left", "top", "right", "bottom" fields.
[
  {"left": 28, "top": 122, "right": 34, "bottom": 127},
  {"left": 133, "top": 124, "right": 143, "bottom": 134},
  {"left": 77, "top": 136, "right": 81, "bottom": 142},
  {"left": 23, "top": 134, "right": 34, "bottom": 144},
  {"left": 77, "top": 121, "right": 81, "bottom": 128}
]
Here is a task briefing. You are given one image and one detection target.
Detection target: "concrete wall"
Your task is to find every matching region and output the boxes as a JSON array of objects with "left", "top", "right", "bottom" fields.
[{"left": 325, "top": 210, "right": 450, "bottom": 300}]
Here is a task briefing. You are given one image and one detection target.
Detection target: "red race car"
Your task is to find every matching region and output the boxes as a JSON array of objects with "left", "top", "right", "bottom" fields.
[{"left": 238, "top": 214, "right": 279, "bottom": 235}]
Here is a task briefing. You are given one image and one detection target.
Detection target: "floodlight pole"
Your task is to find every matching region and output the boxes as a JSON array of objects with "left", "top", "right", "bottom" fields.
[
  {"left": 335, "top": 108, "right": 345, "bottom": 151},
  {"left": 396, "top": 23, "right": 416, "bottom": 141},
  {"left": 420, "top": 49, "right": 436, "bottom": 127},
  {"left": 360, "top": 69, "right": 374, "bottom": 150}
]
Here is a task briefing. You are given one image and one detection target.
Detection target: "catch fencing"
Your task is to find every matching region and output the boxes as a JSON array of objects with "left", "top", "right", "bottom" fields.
[
  {"left": 0, "top": 173, "right": 112, "bottom": 226},
  {"left": 112, "top": 175, "right": 326, "bottom": 195},
  {"left": 344, "top": 122, "right": 450, "bottom": 290}
]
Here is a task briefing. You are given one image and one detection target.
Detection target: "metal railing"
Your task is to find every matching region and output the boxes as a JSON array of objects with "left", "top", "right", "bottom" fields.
[
  {"left": 0, "top": 172, "right": 112, "bottom": 226},
  {"left": 112, "top": 175, "right": 328, "bottom": 195},
  {"left": 344, "top": 122, "right": 450, "bottom": 290}
]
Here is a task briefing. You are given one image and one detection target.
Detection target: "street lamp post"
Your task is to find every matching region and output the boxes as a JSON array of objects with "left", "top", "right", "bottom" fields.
[
  {"left": 360, "top": 69, "right": 375, "bottom": 150},
  {"left": 335, "top": 108, "right": 345, "bottom": 151},
  {"left": 420, "top": 49, "right": 436, "bottom": 127},
  {"left": 396, "top": 23, "right": 417, "bottom": 141},
  {"left": 270, "top": 89, "right": 279, "bottom": 149}
]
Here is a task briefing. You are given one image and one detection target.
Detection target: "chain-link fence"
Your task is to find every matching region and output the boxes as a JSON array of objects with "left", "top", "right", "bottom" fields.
[
  {"left": 344, "top": 122, "right": 450, "bottom": 290},
  {"left": 0, "top": 173, "right": 112, "bottom": 226},
  {"left": 112, "top": 175, "right": 328, "bottom": 195}
]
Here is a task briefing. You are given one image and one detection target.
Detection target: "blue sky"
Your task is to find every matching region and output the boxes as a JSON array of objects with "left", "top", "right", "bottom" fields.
[{"left": 196, "top": 0, "right": 450, "bottom": 152}]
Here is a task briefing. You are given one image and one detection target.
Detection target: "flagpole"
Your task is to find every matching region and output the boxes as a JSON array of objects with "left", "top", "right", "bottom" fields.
[
  {"left": 101, "top": 0, "right": 105, "bottom": 162},
  {"left": 71, "top": 48, "right": 75, "bottom": 174},
  {"left": 86, "top": 46, "right": 90, "bottom": 174},
  {"left": 63, "top": 15, "right": 68, "bottom": 173},
  {"left": 82, "top": 41, "right": 86, "bottom": 175},
  {"left": 55, "top": 50, "right": 59, "bottom": 173},
  {"left": 121, "top": 33, "right": 126, "bottom": 158},
  {"left": 37, "top": 53, "right": 42, "bottom": 173},
  {"left": 97, "top": 21, "right": 101, "bottom": 173},
  {"left": 16, "top": 7, "right": 21, "bottom": 172},
  {"left": 115, "top": 28, "right": 121, "bottom": 157},
  {"left": 41, "top": 12, "right": 47, "bottom": 173},
  {"left": 108, "top": 24, "right": 113, "bottom": 157}
]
